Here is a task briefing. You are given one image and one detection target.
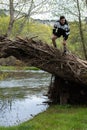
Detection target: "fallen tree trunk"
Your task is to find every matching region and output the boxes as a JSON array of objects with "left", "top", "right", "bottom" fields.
[{"left": 0, "top": 36, "right": 87, "bottom": 104}]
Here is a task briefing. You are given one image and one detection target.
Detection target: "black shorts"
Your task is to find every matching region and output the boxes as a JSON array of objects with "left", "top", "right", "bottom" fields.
[
  {"left": 53, "top": 28, "right": 65, "bottom": 38},
  {"left": 53, "top": 28, "right": 69, "bottom": 40}
]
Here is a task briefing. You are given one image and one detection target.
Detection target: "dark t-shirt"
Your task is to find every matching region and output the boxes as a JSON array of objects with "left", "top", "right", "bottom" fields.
[{"left": 53, "top": 20, "right": 70, "bottom": 40}]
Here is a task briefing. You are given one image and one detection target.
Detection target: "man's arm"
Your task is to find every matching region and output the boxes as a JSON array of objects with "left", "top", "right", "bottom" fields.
[
  {"left": 63, "top": 24, "right": 70, "bottom": 44},
  {"left": 65, "top": 24, "right": 70, "bottom": 40},
  {"left": 53, "top": 21, "right": 60, "bottom": 34}
]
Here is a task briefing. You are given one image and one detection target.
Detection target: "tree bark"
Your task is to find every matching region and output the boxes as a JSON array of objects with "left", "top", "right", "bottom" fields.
[
  {"left": 6, "top": 0, "right": 14, "bottom": 37},
  {"left": 0, "top": 36, "right": 87, "bottom": 85},
  {"left": 0, "top": 36, "right": 87, "bottom": 104}
]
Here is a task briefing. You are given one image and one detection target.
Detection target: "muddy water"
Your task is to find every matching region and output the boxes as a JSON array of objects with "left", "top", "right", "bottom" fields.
[{"left": 0, "top": 70, "right": 51, "bottom": 126}]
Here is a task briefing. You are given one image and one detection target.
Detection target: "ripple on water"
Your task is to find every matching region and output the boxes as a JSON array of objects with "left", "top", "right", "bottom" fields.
[
  {"left": 0, "top": 70, "right": 50, "bottom": 126},
  {"left": 0, "top": 95, "right": 48, "bottom": 126}
]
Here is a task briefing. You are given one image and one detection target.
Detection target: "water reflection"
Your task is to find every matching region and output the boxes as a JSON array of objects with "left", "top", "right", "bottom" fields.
[{"left": 0, "top": 70, "right": 51, "bottom": 126}]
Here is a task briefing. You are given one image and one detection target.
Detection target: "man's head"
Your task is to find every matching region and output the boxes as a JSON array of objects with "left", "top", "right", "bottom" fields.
[{"left": 60, "top": 16, "right": 66, "bottom": 25}]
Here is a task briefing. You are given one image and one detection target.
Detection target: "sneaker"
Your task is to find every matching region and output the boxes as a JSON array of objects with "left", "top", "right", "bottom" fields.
[{"left": 62, "top": 50, "right": 68, "bottom": 55}]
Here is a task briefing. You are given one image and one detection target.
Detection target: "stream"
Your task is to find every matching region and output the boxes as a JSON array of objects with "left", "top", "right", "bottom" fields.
[{"left": 0, "top": 69, "right": 51, "bottom": 126}]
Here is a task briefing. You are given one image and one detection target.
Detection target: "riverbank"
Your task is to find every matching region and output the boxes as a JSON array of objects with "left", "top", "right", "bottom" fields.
[
  {"left": 0, "top": 66, "right": 39, "bottom": 71},
  {"left": 0, "top": 105, "right": 87, "bottom": 130}
]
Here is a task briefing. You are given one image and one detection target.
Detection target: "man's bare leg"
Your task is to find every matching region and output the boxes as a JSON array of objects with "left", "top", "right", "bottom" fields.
[
  {"left": 51, "top": 35, "right": 58, "bottom": 48},
  {"left": 62, "top": 40, "right": 67, "bottom": 54}
]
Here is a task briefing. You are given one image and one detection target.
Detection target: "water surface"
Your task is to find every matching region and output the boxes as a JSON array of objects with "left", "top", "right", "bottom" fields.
[{"left": 0, "top": 70, "right": 51, "bottom": 126}]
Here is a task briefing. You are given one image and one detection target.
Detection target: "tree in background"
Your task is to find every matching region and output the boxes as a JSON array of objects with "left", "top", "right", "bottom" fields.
[
  {"left": 76, "top": 0, "right": 87, "bottom": 59},
  {"left": 7, "top": 0, "right": 14, "bottom": 36},
  {"left": 0, "top": 0, "right": 50, "bottom": 37},
  {"left": 51, "top": 0, "right": 87, "bottom": 59}
]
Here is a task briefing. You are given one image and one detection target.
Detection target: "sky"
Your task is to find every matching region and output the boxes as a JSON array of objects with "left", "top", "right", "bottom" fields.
[{"left": 0, "top": 0, "right": 86, "bottom": 21}]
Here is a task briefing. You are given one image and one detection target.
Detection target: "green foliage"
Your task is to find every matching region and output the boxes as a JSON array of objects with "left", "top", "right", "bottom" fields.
[
  {"left": 0, "top": 73, "right": 8, "bottom": 80},
  {"left": 14, "top": 19, "right": 52, "bottom": 44},
  {"left": 2, "top": 17, "right": 52, "bottom": 44},
  {"left": 69, "top": 22, "right": 80, "bottom": 44},
  {"left": 67, "top": 22, "right": 87, "bottom": 58},
  {"left": 0, "top": 16, "right": 9, "bottom": 35},
  {"left": 24, "top": 20, "right": 52, "bottom": 44},
  {"left": 0, "top": 66, "right": 39, "bottom": 71},
  {"left": 83, "top": 23, "right": 87, "bottom": 49},
  {"left": 0, "top": 16, "right": 87, "bottom": 58}
]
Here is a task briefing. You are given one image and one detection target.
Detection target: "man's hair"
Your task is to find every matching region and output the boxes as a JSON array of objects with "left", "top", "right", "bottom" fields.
[
  {"left": 59, "top": 16, "right": 68, "bottom": 24},
  {"left": 60, "top": 16, "right": 65, "bottom": 20}
]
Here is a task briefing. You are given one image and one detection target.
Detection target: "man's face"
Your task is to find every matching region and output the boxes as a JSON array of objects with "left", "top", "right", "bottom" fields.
[{"left": 60, "top": 18, "right": 65, "bottom": 25}]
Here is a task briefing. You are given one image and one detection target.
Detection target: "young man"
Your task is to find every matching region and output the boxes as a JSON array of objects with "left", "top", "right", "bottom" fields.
[{"left": 51, "top": 16, "right": 70, "bottom": 54}]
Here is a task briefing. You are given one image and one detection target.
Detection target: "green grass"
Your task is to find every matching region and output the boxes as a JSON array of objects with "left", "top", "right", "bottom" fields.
[
  {"left": 0, "top": 105, "right": 87, "bottom": 130},
  {"left": 0, "top": 66, "right": 39, "bottom": 71}
]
